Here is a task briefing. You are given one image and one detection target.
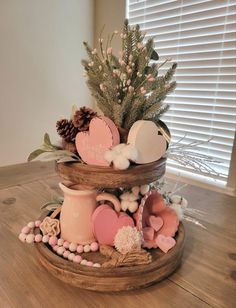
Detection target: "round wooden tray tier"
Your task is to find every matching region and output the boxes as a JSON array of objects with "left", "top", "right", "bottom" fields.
[
  {"left": 35, "top": 222, "right": 185, "bottom": 292},
  {"left": 56, "top": 157, "right": 166, "bottom": 188}
]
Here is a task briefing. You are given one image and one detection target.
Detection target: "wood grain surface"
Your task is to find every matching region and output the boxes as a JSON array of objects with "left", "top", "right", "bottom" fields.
[
  {"left": 56, "top": 158, "right": 166, "bottom": 188},
  {"left": 0, "top": 162, "right": 236, "bottom": 307}
]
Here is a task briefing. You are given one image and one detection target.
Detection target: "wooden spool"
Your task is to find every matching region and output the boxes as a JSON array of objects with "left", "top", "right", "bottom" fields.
[
  {"left": 35, "top": 212, "right": 185, "bottom": 292},
  {"left": 56, "top": 157, "right": 166, "bottom": 188}
]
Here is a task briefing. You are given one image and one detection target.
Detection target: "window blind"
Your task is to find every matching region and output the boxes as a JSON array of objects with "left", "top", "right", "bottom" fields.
[{"left": 127, "top": 0, "right": 236, "bottom": 184}]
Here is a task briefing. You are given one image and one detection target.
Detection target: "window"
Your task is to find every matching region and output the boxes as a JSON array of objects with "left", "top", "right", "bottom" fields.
[{"left": 127, "top": 0, "right": 236, "bottom": 186}]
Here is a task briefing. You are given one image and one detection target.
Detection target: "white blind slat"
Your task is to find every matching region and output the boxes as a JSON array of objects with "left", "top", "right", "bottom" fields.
[{"left": 128, "top": 0, "right": 236, "bottom": 182}]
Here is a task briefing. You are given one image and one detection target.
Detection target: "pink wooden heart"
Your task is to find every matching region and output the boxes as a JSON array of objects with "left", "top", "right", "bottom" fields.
[
  {"left": 92, "top": 205, "right": 134, "bottom": 245},
  {"left": 156, "top": 234, "right": 176, "bottom": 253},
  {"left": 75, "top": 116, "right": 120, "bottom": 166},
  {"left": 146, "top": 215, "right": 163, "bottom": 231}
]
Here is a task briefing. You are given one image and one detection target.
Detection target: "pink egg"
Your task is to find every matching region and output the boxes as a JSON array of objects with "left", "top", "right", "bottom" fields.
[
  {"left": 35, "top": 220, "right": 41, "bottom": 227},
  {"left": 63, "top": 241, "right": 70, "bottom": 249},
  {"left": 34, "top": 234, "right": 42, "bottom": 243},
  {"left": 27, "top": 221, "right": 35, "bottom": 228},
  {"left": 90, "top": 242, "right": 99, "bottom": 252},
  {"left": 57, "top": 238, "right": 64, "bottom": 246},
  {"left": 21, "top": 226, "right": 31, "bottom": 234},
  {"left": 18, "top": 233, "right": 27, "bottom": 242},
  {"left": 86, "top": 261, "right": 93, "bottom": 267},
  {"left": 53, "top": 245, "right": 59, "bottom": 252},
  {"left": 63, "top": 250, "right": 70, "bottom": 259},
  {"left": 73, "top": 255, "right": 82, "bottom": 263},
  {"left": 49, "top": 236, "right": 58, "bottom": 246},
  {"left": 77, "top": 245, "right": 84, "bottom": 254}
]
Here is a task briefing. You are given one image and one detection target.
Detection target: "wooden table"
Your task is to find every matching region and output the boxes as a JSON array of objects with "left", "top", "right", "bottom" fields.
[{"left": 0, "top": 162, "right": 235, "bottom": 308}]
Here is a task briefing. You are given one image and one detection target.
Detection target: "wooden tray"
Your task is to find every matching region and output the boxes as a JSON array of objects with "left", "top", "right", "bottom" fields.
[
  {"left": 35, "top": 220, "right": 185, "bottom": 292},
  {"left": 56, "top": 157, "right": 166, "bottom": 188}
]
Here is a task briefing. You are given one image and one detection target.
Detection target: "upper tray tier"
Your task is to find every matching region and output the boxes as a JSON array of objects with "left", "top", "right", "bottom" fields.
[{"left": 56, "top": 158, "right": 166, "bottom": 188}]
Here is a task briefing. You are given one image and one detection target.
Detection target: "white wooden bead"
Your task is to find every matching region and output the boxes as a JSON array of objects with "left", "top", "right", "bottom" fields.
[
  {"left": 68, "top": 253, "right": 75, "bottom": 261},
  {"left": 69, "top": 243, "right": 77, "bottom": 252},
  {"left": 83, "top": 245, "right": 91, "bottom": 253},
  {"left": 57, "top": 247, "right": 65, "bottom": 256},
  {"left": 93, "top": 263, "right": 101, "bottom": 268},
  {"left": 80, "top": 259, "right": 87, "bottom": 265},
  {"left": 42, "top": 235, "right": 49, "bottom": 243},
  {"left": 25, "top": 234, "right": 35, "bottom": 244},
  {"left": 27, "top": 221, "right": 35, "bottom": 229}
]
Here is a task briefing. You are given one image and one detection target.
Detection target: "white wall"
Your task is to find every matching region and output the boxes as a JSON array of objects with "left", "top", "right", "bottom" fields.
[{"left": 0, "top": 0, "right": 94, "bottom": 166}]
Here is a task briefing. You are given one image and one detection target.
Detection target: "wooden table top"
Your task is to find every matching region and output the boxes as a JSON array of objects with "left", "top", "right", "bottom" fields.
[{"left": 0, "top": 161, "right": 235, "bottom": 308}]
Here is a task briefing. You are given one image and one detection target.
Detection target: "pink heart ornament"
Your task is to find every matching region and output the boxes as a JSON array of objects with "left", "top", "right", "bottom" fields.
[
  {"left": 146, "top": 215, "right": 163, "bottom": 232},
  {"left": 156, "top": 234, "right": 176, "bottom": 253},
  {"left": 75, "top": 116, "right": 120, "bottom": 166},
  {"left": 92, "top": 205, "right": 134, "bottom": 246}
]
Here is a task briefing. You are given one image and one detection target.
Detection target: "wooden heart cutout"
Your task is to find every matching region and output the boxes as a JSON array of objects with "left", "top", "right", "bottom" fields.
[
  {"left": 146, "top": 215, "right": 163, "bottom": 232},
  {"left": 75, "top": 116, "right": 120, "bottom": 166},
  {"left": 127, "top": 120, "right": 167, "bottom": 164},
  {"left": 92, "top": 205, "right": 134, "bottom": 246},
  {"left": 156, "top": 234, "right": 176, "bottom": 253}
]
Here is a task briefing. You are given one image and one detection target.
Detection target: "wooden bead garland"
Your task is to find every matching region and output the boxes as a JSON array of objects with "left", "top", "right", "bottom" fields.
[{"left": 19, "top": 220, "right": 101, "bottom": 268}]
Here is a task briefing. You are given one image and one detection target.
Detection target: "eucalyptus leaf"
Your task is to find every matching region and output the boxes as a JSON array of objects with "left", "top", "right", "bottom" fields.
[
  {"left": 57, "top": 157, "right": 79, "bottom": 163},
  {"left": 27, "top": 149, "right": 47, "bottom": 162},
  {"left": 45, "top": 204, "right": 61, "bottom": 211},
  {"left": 44, "top": 133, "right": 52, "bottom": 147}
]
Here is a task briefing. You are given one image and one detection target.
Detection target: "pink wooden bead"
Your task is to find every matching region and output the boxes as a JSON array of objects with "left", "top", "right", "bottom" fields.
[
  {"left": 49, "top": 236, "right": 58, "bottom": 246},
  {"left": 86, "top": 261, "right": 93, "bottom": 267},
  {"left": 27, "top": 221, "right": 35, "bottom": 228},
  {"left": 90, "top": 242, "right": 99, "bottom": 252},
  {"left": 63, "top": 250, "right": 70, "bottom": 259},
  {"left": 73, "top": 255, "right": 82, "bottom": 263},
  {"left": 53, "top": 245, "right": 59, "bottom": 252},
  {"left": 57, "top": 238, "right": 64, "bottom": 246},
  {"left": 77, "top": 245, "right": 84, "bottom": 254},
  {"left": 21, "top": 226, "right": 31, "bottom": 234},
  {"left": 34, "top": 234, "right": 42, "bottom": 243},
  {"left": 35, "top": 220, "right": 41, "bottom": 227},
  {"left": 63, "top": 241, "right": 70, "bottom": 249},
  {"left": 18, "top": 233, "right": 27, "bottom": 242}
]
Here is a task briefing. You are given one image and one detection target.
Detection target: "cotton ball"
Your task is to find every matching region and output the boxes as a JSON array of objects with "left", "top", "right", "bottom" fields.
[
  {"left": 140, "top": 184, "right": 150, "bottom": 195},
  {"left": 181, "top": 197, "right": 188, "bottom": 208},
  {"left": 128, "top": 201, "right": 139, "bottom": 213},
  {"left": 104, "top": 150, "right": 115, "bottom": 164},
  {"left": 127, "top": 193, "right": 139, "bottom": 202},
  {"left": 132, "top": 186, "right": 140, "bottom": 196},
  {"left": 170, "top": 203, "right": 184, "bottom": 220},
  {"left": 113, "top": 143, "right": 126, "bottom": 154},
  {"left": 170, "top": 195, "right": 182, "bottom": 204},
  {"left": 113, "top": 156, "right": 130, "bottom": 170},
  {"left": 121, "top": 200, "right": 130, "bottom": 211},
  {"left": 120, "top": 192, "right": 130, "bottom": 200},
  {"left": 121, "top": 144, "right": 138, "bottom": 162}
]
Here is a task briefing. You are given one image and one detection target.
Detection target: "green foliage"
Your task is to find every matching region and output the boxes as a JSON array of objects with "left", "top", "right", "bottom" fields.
[{"left": 82, "top": 19, "right": 177, "bottom": 130}]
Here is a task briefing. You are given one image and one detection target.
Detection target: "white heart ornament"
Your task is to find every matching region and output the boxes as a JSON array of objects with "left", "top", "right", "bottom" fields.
[{"left": 127, "top": 120, "right": 167, "bottom": 164}]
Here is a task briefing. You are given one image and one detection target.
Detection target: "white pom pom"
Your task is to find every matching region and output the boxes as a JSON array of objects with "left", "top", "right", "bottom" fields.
[
  {"left": 122, "top": 144, "right": 138, "bottom": 161},
  {"left": 120, "top": 192, "right": 130, "bottom": 200},
  {"left": 170, "top": 203, "right": 184, "bottom": 220},
  {"left": 132, "top": 186, "right": 140, "bottom": 196},
  {"left": 104, "top": 150, "right": 114, "bottom": 164},
  {"left": 128, "top": 201, "right": 139, "bottom": 213},
  {"left": 113, "top": 156, "right": 130, "bottom": 170},
  {"left": 121, "top": 200, "right": 130, "bottom": 211},
  {"left": 180, "top": 197, "right": 188, "bottom": 208},
  {"left": 170, "top": 195, "right": 182, "bottom": 204},
  {"left": 140, "top": 184, "right": 150, "bottom": 195}
]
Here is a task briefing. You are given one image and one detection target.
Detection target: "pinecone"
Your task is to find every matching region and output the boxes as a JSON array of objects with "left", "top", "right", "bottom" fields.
[
  {"left": 56, "top": 119, "right": 78, "bottom": 143},
  {"left": 73, "top": 106, "right": 97, "bottom": 131}
]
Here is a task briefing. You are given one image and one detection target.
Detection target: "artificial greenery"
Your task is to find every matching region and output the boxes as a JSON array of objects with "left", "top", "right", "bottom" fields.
[
  {"left": 82, "top": 19, "right": 177, "bottom": 130},
  {"left": 27, "top": 133, "right": 81, "bottom": 163}
]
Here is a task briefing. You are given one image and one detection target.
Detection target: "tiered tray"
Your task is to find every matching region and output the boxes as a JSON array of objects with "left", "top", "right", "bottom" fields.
[{"left": 35, "top": 158, "right": 185, "bottom": 292}]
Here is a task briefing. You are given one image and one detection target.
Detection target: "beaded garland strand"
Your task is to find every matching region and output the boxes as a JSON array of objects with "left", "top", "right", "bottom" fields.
[{"left": 19, "top": 220, "right": 101, "bottom": 268}]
